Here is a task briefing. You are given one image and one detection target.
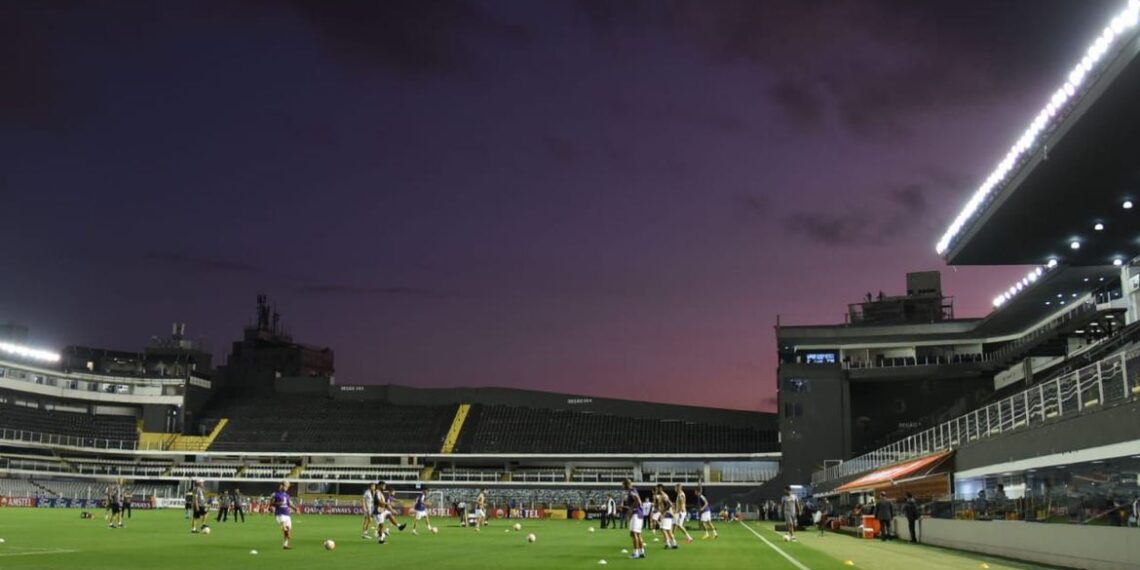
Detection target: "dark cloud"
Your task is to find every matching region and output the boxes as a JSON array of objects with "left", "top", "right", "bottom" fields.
[
  {"left": 144, "top": 252, "right": 261, "bottom": 274},
  {"left": 766, "top": 80, "right": 824, "bottom": 128},
  {"left": 782, "top": 211, "right": 869, "bottom": 247},
  {"left": 781, "top": 173, "right": 960, "bottom": 247},
  {"left": 890, "top": 183, "right": 927, "bottom": 214},
  {"left": 298, "top": 284, "right": 440, "bottom": 297},
  {"left": 578, "top": 0, "right": 1119, "bottom": 140},
  {"left": 278, "top": 0, "right": 529, "bottom": 76},
  {"left": 734, "top": 194, "right": 769, "bottom": 219},
  {"left": 605, "top": 96, "right": 747, "bottom": 134}
]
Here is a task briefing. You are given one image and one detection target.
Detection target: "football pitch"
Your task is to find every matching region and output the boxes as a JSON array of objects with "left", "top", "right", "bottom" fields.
[{"left": 0, "top": 510, "right": 1053, "bottom": 570}]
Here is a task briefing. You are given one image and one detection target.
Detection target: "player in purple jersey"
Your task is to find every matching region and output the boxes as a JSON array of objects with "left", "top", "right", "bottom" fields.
[
  {"left": 271, "top": 481, "right": 298, "bottom": 550},
  {"left": 696, "top": 486, "right": 718, "bottom": 540},
  {"left": 411, "top": 487, "right": 433, "bottom": 535},
  {"left": 622, "top": 479, "right": 647, "bottom": 559}
]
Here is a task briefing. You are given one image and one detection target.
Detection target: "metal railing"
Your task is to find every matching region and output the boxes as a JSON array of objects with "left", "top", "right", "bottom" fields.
[
  {"left": 0, "top": 428, "right": 159, "bottom": 451},
  {"left": 813, "top": 346, "right": 1140, "bottom": 485}
]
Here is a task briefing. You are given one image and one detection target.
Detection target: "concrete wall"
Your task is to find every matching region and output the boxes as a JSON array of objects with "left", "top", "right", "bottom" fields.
[
  {"left": 778, "top": 363, "right": 849, "bottom": 485},
  {"left": 955, "top": 400, "right": 1140, "bottom": 472},
  {"left": 894, "top": 517, "right": 1139, "bottom": 570}
]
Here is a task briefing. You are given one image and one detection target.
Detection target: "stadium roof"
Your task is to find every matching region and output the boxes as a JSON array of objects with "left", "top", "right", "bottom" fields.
[{"left": 939, "top": 1, "right": 1140, "bottom": 266}]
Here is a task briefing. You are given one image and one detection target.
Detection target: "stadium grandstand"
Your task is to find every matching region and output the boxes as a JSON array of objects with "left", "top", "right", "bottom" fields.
[
  {"left": 779, "top": 2, "right": 1140, "bottom": 568},
  {"left": 0, "top": 296, "right": 780, "bottom": 520}
]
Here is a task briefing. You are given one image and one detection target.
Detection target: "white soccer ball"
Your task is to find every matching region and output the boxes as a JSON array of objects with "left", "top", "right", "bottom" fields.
[
  {"left": 598, "top": 560, "right": 608, "bottom": 565},
  {"left": 513, "top": 523, "right": 522, "bottom": 531},
  {"left": 526, "top": 533, "right": 536, "bottom": 543},
  {"left": 588, "top": 527, "right": 595, "bottom": 533},
  {"left": 431, "top": 527, "right": 439, "bottom": 534},
  {"left": 201, "top": 527, "right": 212, "bottom": 535},
  {"left": 249, "top": 550, "right": 258, "bottom": 555},
  {"left": 783, "top": 534, "right": 791, "bottom": 542},
  {"left": 324, "top": 539, "right": 336, "bottom": 550},
  {"left": 0, "top": 538, "right": 5, "bottom": 543}
]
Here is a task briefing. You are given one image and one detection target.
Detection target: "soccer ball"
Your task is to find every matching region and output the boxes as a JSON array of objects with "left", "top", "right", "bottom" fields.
[
  {"left": 249, "top": 550, "right": 258, "bottom": 555},
  {"left": 324, "top": 539, "right": 336, "bottom": 550},
  {"left": 526, "top": 533, "right": 537, "bottom": 543},
  {"left": 513, "top": 523, "right": 522, "bottom": 531},
  {"left": 588, "top": 527, "right": 595, "bottom": 533},
  {"left": 783, "top": 534, "right": 791, "bottom": 542},
  {"left": 431, "top": 527, "right": 439, "bottom": 534},
  {"left": 201, "top": 527, "right": 212, "bottom": 535}
]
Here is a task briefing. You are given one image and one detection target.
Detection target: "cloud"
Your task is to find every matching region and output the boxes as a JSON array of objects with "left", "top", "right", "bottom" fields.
[
  {"left": 298, "top": 284, "right": 441, "bottom": 297},
  {"left": 766, "top": 80, "right": 824, "bottom": 128},
  {"left": 144, "top": 251, "right": 261, "bottom": 273},
  {"left": 780, "top": 173, "right": 959, "bottom": 247},
  {"left": 782, "top": 211, "right": 869, "bottom": 247},
  {"left": 734, "top": 194, "right": 769, "bottom": 219},
  {"left": 577, "top": 0, "right": 1116, "bottom": 140},
  {"left": 605, "top": 95, "right": 747, "bottom": 135},
  {"left": 278, "top": 0, "right": 529, "bottom": 76}
]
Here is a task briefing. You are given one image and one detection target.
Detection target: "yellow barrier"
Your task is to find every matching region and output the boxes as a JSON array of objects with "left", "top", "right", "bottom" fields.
[{"left": 439, "top": 404, "right": 471, "bottom": 454}]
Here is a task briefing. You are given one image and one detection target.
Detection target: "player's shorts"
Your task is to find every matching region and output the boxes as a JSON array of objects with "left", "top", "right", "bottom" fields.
[
  {"left": 475, "top": 508, "right": 486, "bottom": 518},
  {"left": 676, "top": 511, "right": 688, "bottom": 525},
  {"left": 700, "top": 511, "right": 712, "bottom": 523},
  {"left": 110, "top": 502, "right": 122, "bottom": 514},
  {"left": 660, "top": 515, "right": 674, "bottom": 532},
  {"left": 276, "top": 514, "right": 293, "bottom": 528},
  {"left": 194, "top": 507, "right": 208, "bottom": 518},
  {"left": 375, "top": 510, "right": 391, "bottom": 524},
  {"left": 630, "top": 515, "right": 644, "bottom": 534},
  {"left": 415, "top": 510, "right": 428, "bottom": 520},
  {"left": 650, "top": 512, "right": 661, "bottom": 522},
  {"left": 785, "top": 513, "right": 796, "bottom": 529}
]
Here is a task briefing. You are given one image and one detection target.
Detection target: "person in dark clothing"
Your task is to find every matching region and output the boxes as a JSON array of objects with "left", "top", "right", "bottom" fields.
[
  {"left": 903, "top": 493, "right": 919, "bottom": 543},
  {"left": 216, "top": 490, "right": 230, "bottom": 522},
  {"left": 232, "top": 489, "right": 246, "bottom": 523},
  {"left": 876, "top": 492, "right": 894, "bottom": 541}
]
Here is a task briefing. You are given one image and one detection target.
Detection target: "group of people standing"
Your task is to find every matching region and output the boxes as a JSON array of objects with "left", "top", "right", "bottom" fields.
[{"left": 620, "top": 480, "right": 718, "bottom": 560}]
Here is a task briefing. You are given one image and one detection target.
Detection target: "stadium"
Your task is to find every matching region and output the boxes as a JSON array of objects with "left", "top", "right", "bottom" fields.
[{"left": 3, "top": 2, "right": 1140, "bottom": 570}]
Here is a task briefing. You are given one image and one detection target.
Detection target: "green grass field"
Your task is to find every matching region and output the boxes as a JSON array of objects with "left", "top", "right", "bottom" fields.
[{"left": 0, "top": 510, "right": 1053, "bottom": 570}]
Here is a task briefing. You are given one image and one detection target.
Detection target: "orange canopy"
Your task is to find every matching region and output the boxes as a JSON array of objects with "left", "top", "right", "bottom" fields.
[{"left": 834, "top": 451, "right": 952, "bottom": 493}]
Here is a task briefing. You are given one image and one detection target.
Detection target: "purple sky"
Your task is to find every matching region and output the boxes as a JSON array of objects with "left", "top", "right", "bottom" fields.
[{"left": 0, "top": 1, "right": 1121, "bottom": 411}]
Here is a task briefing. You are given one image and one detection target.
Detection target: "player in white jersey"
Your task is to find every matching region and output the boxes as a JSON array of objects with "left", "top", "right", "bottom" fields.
[
  {"left": 782, "top": 486, "right": 800, "bottom": 541},
  {"left": 362, "top": 483, "right": 377, "bottom": 539},
  {"left": 374, "top": 483, "right": 408, "bottom": 544},
  {"left": 474, "top": 489, "right": 487, "bottom": 531},
  {"left": 673, "top": 484, "right": 695, "bottom": 544},
  {"left": 411, "top": 487, "right": 433, "bottom": 535},
  {"left": 655, "top": 485, "right": 678, "bottom": 549},
  {"left": 696, "top": 486, "right": 718, "bottom": 539},
  {"left": 622, "top": 479, "right": 648, "bottom": 559}
]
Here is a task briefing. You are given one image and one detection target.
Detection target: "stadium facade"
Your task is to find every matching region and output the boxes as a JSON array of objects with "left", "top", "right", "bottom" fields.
[{"left": 784, "top": 2, "right": 1140, "bottom": 568}]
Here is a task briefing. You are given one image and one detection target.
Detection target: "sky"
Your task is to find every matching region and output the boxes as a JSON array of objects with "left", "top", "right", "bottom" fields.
[{"left": 0, "top": 0, "right": 1124, "bottom": 411}]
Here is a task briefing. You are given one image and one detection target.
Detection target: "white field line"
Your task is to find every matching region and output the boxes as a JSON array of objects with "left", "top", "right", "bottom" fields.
[{"left": 740, "top": 521, "right": 811, "bottom": 570}]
